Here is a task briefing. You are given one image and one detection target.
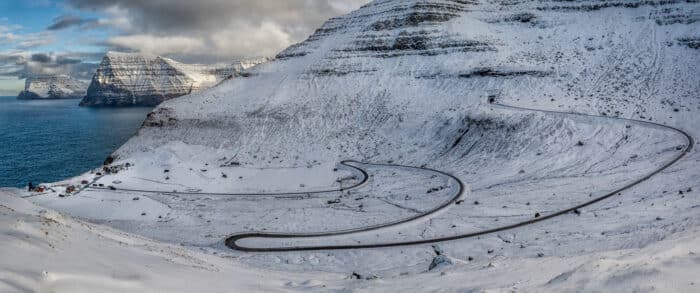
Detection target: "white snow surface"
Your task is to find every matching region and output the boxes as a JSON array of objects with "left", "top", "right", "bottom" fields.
[{"left": 5, "top": 0, "right": 700, "bottom": 291}]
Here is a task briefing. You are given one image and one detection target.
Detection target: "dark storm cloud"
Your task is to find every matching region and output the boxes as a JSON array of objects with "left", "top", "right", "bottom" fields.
[
  {"left": 46, "top": 15, "right": 96, "bottom": 30},
  {"left": 30, "top": 53, "right": 52, "bottom": 63},
  {"left": 64, "top": 0, "right": 371, "bottom": 58},
  {"left": 66, "top": 0, "right": 367, "bottom": 33}
]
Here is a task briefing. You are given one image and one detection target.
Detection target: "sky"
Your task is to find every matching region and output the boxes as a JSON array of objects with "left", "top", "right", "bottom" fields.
[{"left": 0, "top": 0, "right": 371, "bottom": 95}]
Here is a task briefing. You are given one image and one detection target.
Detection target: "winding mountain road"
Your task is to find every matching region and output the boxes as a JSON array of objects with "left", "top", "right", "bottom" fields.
[
  {"left": 225, "top": 101, "right": 694, "bottom": 252},
  {"left": 81, "top": 101, "right": 694, "bottom": 253},
  {"left": 87, "top": 160, "right": 371, "bottom": 198}
]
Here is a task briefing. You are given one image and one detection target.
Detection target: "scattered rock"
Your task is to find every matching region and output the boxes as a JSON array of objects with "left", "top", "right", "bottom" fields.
[
  {"left": 141, "top": 212, "right": 147, "bottom": 216},
  {"left": 132, "top": 197, "right": 140, "bottom": 201},
  {"left": 474, "top": 201, "right": 480, "bottom": 205},
  {"left": 108, "top": 186, "right": 116, "bottom": 190},
  {"left": 328, "top": 199, "right": 341, "bottom": 204},
  {"left": 576, "top": 141, "right": 585, "bottom": 146},
  {"left": 535, "top": 212, "right": 541, "bottom": 218},
  {"left": 428, "top": 255, "right": 453, "bottom": 271},
  {"left": 497, "top": 234, "right": 515, "bottom": 243},
  {"left": 456, "top": 200, "right": 465, "bottom": 205}
]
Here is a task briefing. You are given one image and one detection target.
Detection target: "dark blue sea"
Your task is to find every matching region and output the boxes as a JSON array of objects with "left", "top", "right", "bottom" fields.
[{"left": 0, "top": 96, "right": 152, "bottom": 188}]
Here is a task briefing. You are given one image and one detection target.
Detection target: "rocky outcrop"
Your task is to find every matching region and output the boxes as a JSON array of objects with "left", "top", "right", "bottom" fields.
[
  {"left": 17, "top": 75, "right": 88, "bottom": 100},
  {"left": 79, "top": 52, "right": 268, "bottom": 107}
]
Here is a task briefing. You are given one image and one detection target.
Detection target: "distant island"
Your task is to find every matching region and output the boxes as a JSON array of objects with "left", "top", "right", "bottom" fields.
[
  {"left": 17, "top": 75, "right": 88, "bottom": 100},
  {"left": 79, "top": 52, "right": 269, "bottom": 107}
]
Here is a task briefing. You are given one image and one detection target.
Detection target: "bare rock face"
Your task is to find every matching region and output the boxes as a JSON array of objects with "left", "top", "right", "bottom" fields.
[
  {"left": 17, "top": 75, "right": 88, "bottom": 100},
  {"left": 79, "top": 52, "right": 268, "bottom": 107}
]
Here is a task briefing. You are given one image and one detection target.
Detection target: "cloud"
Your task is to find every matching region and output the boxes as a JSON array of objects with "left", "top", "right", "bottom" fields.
[
  {"left": 0, "top": 51, "right": 98, "bottom": 79},
  {"left": 66, "top": 0, "right": 371, "bottom": 59},
  {"left": 105, "top": 34, "right": 206, "bottom": 56},
  {"left": 0, "top": 23, "right": 55, "bottom": 49},
  {"left": 31, "top": 53, "right": 52, "bottom": 63},
  {"left": 46, "top": 15, "right": 97, "bottom": 30}
]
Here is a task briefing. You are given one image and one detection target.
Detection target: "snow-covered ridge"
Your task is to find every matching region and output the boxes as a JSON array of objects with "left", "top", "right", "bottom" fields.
[
  {"left": 16, "top": 75, "right": 88, "bottom": 100},
  {"left": 79, "top": 52, "right": 269, "bottom": 107}
]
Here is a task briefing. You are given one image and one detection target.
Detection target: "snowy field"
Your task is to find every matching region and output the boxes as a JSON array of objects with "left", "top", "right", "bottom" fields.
[{"left": 2, "top": 0, "right": 700, "bottom": 292}]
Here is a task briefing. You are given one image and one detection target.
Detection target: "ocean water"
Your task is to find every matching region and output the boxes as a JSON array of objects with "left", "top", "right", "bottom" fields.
[{"left": 0, "top": 97, "right": 152, "bottom": 188}]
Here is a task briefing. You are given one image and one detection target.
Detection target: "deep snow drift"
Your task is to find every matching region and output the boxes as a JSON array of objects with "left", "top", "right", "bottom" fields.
[{"left": 6, "top": 0, "right": 700, "bottom": 291}]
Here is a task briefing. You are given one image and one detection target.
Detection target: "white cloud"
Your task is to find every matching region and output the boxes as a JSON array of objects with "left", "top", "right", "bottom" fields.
[
  {"left": 0, "top": 20, "right": 54, "bottom": 49},
  {"left": 106, "top": 34, "right": 206, "bottom": 56}
]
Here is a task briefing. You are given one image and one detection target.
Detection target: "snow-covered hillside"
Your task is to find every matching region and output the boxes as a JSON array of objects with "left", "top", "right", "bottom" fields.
[
  {"left": 14, "top": 0, "right": 700, "bottom": 291},
  {"left": 79, "top": 52, "right": 268, "bottom": 107},
  {"left": 16, "top": 75, "right": 88, "bottom": 100}
]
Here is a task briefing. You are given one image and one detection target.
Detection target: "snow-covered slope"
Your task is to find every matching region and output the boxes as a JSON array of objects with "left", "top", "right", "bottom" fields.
[
  {"left": 21, "top": 0, "right": 700, "bottom": 291},
  {"left": 79, "top": 52, "right": 268, "bottom": 107},
  {"left": 17, "top": 75, "right": 88, "bottom": 100},
  {"left": 3, "top": 188, "right": 699, "bottom": 292}
]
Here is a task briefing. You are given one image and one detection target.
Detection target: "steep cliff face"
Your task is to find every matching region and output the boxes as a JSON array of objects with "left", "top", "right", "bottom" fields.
[
  {"left": 16, "top": 75, "right": 88, "bottom": 100},
  {"left": 79, "top": 52, "right": 267, "bottom": 107}
]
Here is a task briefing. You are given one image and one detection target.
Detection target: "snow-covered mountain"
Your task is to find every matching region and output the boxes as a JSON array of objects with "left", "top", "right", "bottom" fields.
[
  {"left": 79, "top": 52, "right": 268, "bottom": 107},
  {"left": 20, "top": 0, "right": 700, "bottom": 291},
  {"left": 16, "top": 75, "right": 88, "bottom": 100},
  {"left": 116, "top": 0, "right": 699, "bottom": 159}
]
